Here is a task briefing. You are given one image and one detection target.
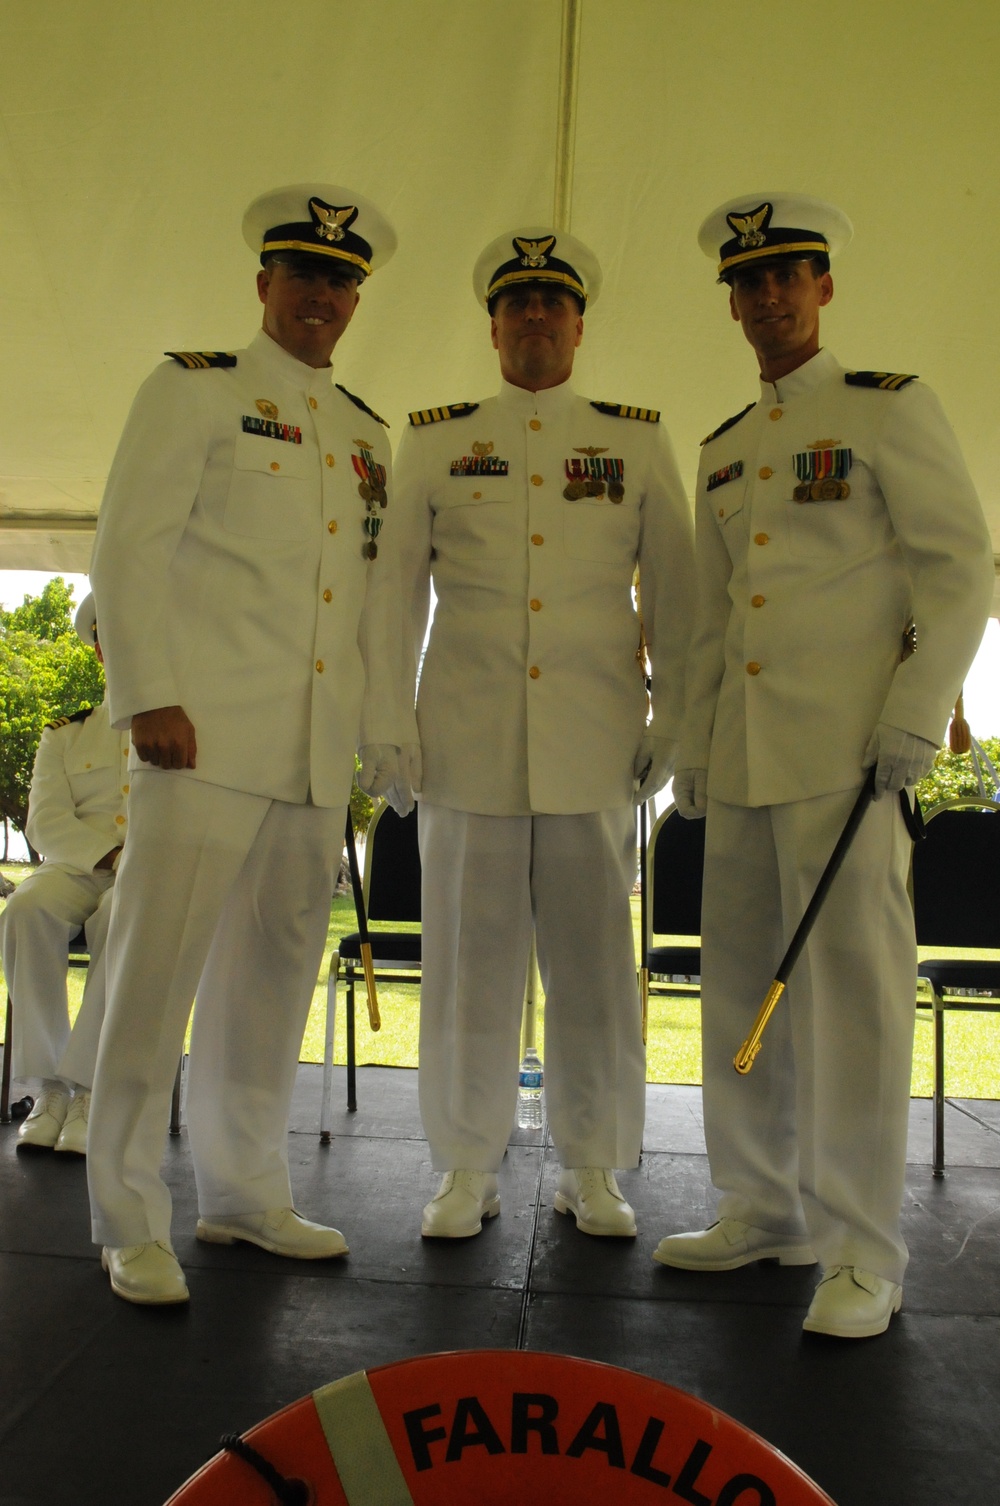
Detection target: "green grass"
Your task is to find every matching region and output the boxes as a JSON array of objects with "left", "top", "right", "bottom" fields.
[{"left": 3, "top": 864, "right": 998, "bottom": 1098}]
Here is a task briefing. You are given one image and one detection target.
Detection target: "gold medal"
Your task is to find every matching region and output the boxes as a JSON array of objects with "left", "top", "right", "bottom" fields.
[
  {"left": 358, "top": 480, "right": 372, "bottom": 504},
  {"left": 812, "top": 479, "right": 841, "bottom": 501},
  {"left": 608, "top": 481, "right": 625, "bottom": 504},
  {"left": 585, "top": 479, "right": 606, "bottom": 498},
  {"left": 563, "top": 481, "right": 587, "bottom": 500},
  {"left": 793, "top": 483, "right": 811, "bottom": 503}
]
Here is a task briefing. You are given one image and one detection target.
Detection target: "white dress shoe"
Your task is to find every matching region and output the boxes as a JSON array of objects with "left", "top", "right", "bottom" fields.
[
  {"left": 421, "top": 1171, "right": 500, "bottom": 1238},
  {"left": 196, "top": 1207, "right": 348, "bottom": 1259},
  {"left": 54, "top": 1091, "right": 89, "bottom": 1155},
  {"left": 653, "top": 1217, "right": 816, "bottom": 1271},
  {"left": 554, "top": 1168, "right": 637, "bottom": 1237},
  {"left": 16, "top": 1087, "right": 70, "bottom": 1149},
  {"left": 803, "top": 1265, "right": 902, "bottom": 1338},
  {"left": 102, "top": 1242, "right": 190, "bottom": 1304}
]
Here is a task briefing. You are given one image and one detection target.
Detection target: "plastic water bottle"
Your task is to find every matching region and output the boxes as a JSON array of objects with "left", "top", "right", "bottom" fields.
[{"left": 516, "top": 1046, "right": 544, "bottom": 1129}]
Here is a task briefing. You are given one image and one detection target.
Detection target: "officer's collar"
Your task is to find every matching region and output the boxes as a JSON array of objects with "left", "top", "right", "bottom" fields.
[
  {"left": 250, "top": 328, "right": 334, "bottom": 394},
  {"left": 497, "top": 375, "right": 577, "bottom": 416},
  {"left": 761, "top": 346, "right": 839, "bottom": 405}
]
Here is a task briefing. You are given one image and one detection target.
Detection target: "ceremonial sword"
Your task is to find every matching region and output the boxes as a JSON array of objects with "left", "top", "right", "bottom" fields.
[
  {"left": 344, "top": 811, "right": 381, "bottom": 1032},
  {"left": 733, "top": 765, "right": 879, "bottom": 1074}
]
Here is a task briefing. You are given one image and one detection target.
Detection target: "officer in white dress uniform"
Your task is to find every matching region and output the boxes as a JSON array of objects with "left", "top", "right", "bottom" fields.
[
  {"left": 653, "top": 194, "right": 994, "bottom": 1338},
  {"left": 395, "top": 228, "right": 695, "bottom": 1238},
  {"left": 87, "top": 184, "right": 414, "bottom": 1304},
  {"left": 0, "top": 594, "right": 126, "bottom": 1154}
]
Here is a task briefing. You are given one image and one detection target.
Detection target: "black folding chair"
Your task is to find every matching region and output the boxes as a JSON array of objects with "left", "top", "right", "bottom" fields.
[
  {"left": 911, "top": 797, "right": 1000, "bottom": 1176},
  {"left": 644, "top": 804, "right": 705, "bottom": 999},
  {"left": 322, "top": 803, "right": 421, "bottom": 1133}
]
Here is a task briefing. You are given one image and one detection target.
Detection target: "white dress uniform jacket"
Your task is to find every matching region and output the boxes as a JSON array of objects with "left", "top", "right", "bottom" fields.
[
  {"left": 395, "top": 379, "right": 695, "bottom": 814},
  {"left": 681, "top": 349, "right": 994, "bottom": 803},
  {"left": 91, "top": 329, "right": 411, "bottom": 805},
  {"left": 25, "top": 703, "right": 129, "bottom": 869}
]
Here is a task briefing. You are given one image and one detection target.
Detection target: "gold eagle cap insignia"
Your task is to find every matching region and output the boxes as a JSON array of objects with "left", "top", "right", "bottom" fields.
[
  {"left": 726, "top": 202, "right": 772, "bottom": 249},
  {"left": 471, "top": 441, "right": 494, "bottom": 457},
  {"left": 574, "top": 446, "right": 609, "bottom": 457},
  {"left": 514, "top": 235, "right": 557, "bottom": 268},
  {"left": 310, "top": 199, "right": 357, "bottom": 243}
]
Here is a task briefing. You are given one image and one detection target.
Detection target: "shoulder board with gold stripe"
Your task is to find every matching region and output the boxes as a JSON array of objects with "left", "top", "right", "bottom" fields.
[
  {"left": 590, "top": 401, "right": 660, "bottom": 422},
  {"left": 336, "top": 383, "right": 389, "bottom": 427},
  {"left": 844, "top": 370, "right": 918, "bottom": 391},
  {"left": 408, "top": 403, "right": 480, "bottom": 427},
  {"left": 701, "top": 401, "right": 755, "bottom": 446},
  {"left": 165, "top": 351, "right": 238, "bottom": 370},
  {"left": 44, "top": 707, "right": 93, "bottom": 731}
]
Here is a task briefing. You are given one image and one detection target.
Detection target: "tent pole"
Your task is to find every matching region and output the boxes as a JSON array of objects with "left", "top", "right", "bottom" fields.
[
  {"left": 517, "top": 0, "right": 583, "bottom": 1078},
  {"left": 553, "top": 0, "right": 582, "bottom": 231}
]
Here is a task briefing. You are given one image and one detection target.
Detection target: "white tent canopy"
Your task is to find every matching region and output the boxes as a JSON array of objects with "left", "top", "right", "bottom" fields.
[{"left": 1, "top": 0, "right": 998, "bottom": 610}]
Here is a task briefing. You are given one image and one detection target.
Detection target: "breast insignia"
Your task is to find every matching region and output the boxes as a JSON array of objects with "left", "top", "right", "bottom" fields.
[
  {"left": 844, "top": 371, "right": 918, "bottom": 391},
  {"left": 590, "top": 401, "right": 660, "bottom": 422},
  {"left": 165, "top": 351, "right": 238, "bottom": 369},
  {"left": 701, "top": 402, "right": 755, "bottom": 446},
  {"left": 408, "top": 403, "right": 481, "bottom": 427},
  {"left": 336, "top": 384, "right": 389, "bottom": 426}
]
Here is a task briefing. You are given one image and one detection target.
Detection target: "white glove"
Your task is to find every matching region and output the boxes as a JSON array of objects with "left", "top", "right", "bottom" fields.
[
  {"left": 358, "top": 744, "right": 415, "bottom": 817},
  {"left": 862, "top": 722, "right": 938, "bottom": 798},
  {"left": 357, "top": 743, "right": 398, "bottom": 797},
  {"left": 633, "top": 734, "right": 677, "bottom": 802},
  {"left": 671, "top": 767, "right": 708, "bottom": 820}
]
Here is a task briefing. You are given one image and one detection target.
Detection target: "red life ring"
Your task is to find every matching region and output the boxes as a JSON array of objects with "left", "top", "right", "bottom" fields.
[{"left": 166, "top": 1349, "right": 835, "bottom": 1505}]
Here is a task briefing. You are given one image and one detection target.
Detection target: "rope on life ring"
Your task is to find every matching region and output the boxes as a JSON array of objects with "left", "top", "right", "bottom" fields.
[{"left": 220, "top": 1434, "right": 310, "bottom": 1505}]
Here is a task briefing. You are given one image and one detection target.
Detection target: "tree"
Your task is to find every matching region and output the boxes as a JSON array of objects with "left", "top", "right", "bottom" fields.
[
  {"left": 916, "top": 738, "right": 1000, "bottom": 810},
  {"left": 2, "top": 576, "right": 78, "bottom": 642},
  {"left": 0, "top": 578, "right": 105, "bottom": 855}
]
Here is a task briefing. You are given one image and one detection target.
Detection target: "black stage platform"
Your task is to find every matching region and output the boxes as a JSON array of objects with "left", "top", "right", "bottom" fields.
[{"left": 1, "top": 1067, "right": 998, "bottom": 1506}]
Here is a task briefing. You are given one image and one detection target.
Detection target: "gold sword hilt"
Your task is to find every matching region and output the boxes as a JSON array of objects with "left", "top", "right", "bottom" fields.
[
  {"left": 734, "top": 980, "right": 785, "bottom": 1074},
  {"left": 360, "top": 942, "right": 381, "bottom": 1031}
]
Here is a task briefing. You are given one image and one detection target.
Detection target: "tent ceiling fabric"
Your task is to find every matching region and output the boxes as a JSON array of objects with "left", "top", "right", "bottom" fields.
[{"left": 1, "top": 0, "right": 998, "bottom": 606}]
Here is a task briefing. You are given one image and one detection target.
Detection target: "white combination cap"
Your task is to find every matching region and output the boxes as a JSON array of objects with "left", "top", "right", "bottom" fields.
[
  {"left": 74, "top": 592, "right": 97, "bottom": 646},
  {"left": 473, "top": 227, "right": 602, "bottom": 311},
  {"left": 698, "top": 192, "right": 853, "bottom": 281},
  {"left": 242, "top": 183, "right": 397, "bottom": 280}
]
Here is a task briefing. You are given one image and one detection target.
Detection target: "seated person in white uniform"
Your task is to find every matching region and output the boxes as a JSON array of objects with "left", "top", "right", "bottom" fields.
[
  {"left": 655, "top": 193, "right": 994, "bottom": 1339},
  {"left": 86, "top": 183, "right": 413, "bottom": 1305},
  {"left": 395, "top": 228, "right": 695, "bottom": 1239},
  {"left": 0, "top": 593, "right": 127, "bottom": 1154}
]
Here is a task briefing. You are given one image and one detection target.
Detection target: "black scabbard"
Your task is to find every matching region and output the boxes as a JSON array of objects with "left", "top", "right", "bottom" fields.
[
  {"left": 344, "top": 812, "right": 380, "bottom": 1031},
  {"left": 734, "top": 765, "right": 877, "bottom": 1073}
]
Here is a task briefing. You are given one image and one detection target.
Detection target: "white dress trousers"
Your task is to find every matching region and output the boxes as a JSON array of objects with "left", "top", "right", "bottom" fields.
[
  {"left": 0, "top": 866, "right": 114, "bottom": 1085},
  {"left": 418, "top": 803, "right": 644, "bottom": 1173},
  {"left": 87, "top": 770, "right": 344, "bottom": 1247},
  {"left": 700, "top": 786, "right": 915, "bottom": 1283}
]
